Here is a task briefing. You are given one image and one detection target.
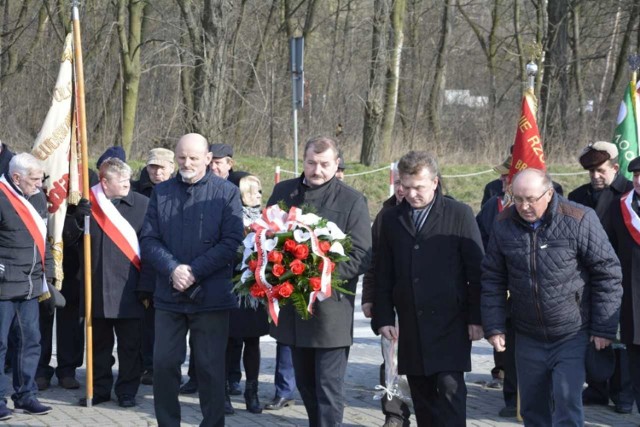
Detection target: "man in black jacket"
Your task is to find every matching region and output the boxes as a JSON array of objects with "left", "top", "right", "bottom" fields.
[
  {"left": 0, "top": 153, "right": 54, "bottom": 420},
  {"left": 374, "top": 151, "right": 484, "bottom": 426},
  {"left": 568, "top": 140, "right": 634, "bottom": 412},
  {"left": 482, "top": 168, "right": 623, "bottom": 426},
  {"left": 267, "top": 136, "right": 371, "bottom": 426},
  {"left": 606, "top": 156, "right": 640, "bottom": 414}
]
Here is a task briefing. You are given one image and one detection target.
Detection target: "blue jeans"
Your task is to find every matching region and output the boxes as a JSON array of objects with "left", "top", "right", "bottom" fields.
[
  {"left": 0, "top": 298, "right": 40, "bottom": 407},
  {"left": 516, "top": 331, "right": 589, "bottom": 426},
  {"left": 274, "top": 343, "right": 296, "bottom": 399}
]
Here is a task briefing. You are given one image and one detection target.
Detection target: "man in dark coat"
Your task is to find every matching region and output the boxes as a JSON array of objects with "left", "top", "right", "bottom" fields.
[
  {"left": 140, "top": 133, "right": 244, "bottom": 427},
  {"left": 373, "top": 151, "right": 484, "bottom": 426},
  {"left": 476, "top": 155, "right": 519, "bottom": 418},
  {"left": 568, "top": 140, "right": 634, "bottom": 412},
  {"left": 605, "top": 156, "right": 640, "bottom": 413},
  {"left": 0, "top": 153, "right": 54, "bottom": 420},
  {"left": 67, "top": 158, "right": 150, "bottom": 408},
  {"left": 267, "top": 136, "right": 372, "bottom": 426},
  {"left": 482, "top": 168, "right": 623, "bottom": 426}
]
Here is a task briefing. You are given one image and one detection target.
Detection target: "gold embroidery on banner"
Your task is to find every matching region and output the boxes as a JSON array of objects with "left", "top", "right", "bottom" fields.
[
  {"left": 32, "top": 112, "right": 72, "bottom": 160},
  {"left": 53, "top": 81, "right": 72, "bottom": 102}
]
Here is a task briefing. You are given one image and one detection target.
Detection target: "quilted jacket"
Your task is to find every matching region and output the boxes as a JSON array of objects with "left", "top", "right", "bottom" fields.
[{"left": 481, "top": 193, "right": 622, "bottom": 342}]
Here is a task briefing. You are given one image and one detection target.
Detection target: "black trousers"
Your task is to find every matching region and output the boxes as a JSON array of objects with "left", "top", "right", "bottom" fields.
[
  {"left": 292, "top": 346, "right": 349, "bottom": 427},
  {"left": 380, "top": 363, "right": 411, "bottom": 424},
  {"left": 154, "top": 309, "right": 229, "bottom": 427},
  {"left": 141, "top": 305, "right": 155, "bottom": 372},
  {"left": 36, "top": 308, "right": 55, "bottom": 380},
  {"left": 503, "top": 319, "right": 518, "bottom": 408},
  {"left": 92, "top": 317, "right": 142, "bottom": 399},
  {"left": 55, "top": 299, "right": 84, "bottom": 379},
  {"left": 624, "top": 343, "right": 640, "bottom": 412},
  {"left": 407, "top": 371, "right": 466, "bottom": 427},
  {"left": 225, "top": 337, "right": 243, "bottom": 383}
]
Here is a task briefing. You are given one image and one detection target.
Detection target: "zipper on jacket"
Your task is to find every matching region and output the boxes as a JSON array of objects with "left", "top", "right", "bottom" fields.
[{"left": 530, "top": 230, "right": 548, "bottom": 341}]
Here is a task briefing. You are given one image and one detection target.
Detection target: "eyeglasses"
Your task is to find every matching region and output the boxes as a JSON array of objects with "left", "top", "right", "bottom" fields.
[{"left": 512, "top": 189, "right": 550, "bottom": 206}]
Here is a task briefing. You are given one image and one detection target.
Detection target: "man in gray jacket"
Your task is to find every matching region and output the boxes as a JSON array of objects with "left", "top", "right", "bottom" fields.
[{"left": 482, "top": 168, "right": 623, "bottom": 426}]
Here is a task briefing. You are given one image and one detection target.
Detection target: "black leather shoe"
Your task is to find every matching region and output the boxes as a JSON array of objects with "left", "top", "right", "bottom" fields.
[
  {"left": 264, "top": 396, "right": 294, "bottom": 410},
  {"left": 615, "top": 404, "right": 632, "bottom": 414},
  {"left": 118, "top": 395, "right": 136, "bottom": 408},
  {"left": 179, "top": 379, "right": 198, "bottom": 394},
  {"left": 498, "top": 406, "right": 517, "bottom": 418},
  {"left": 228, "top": 381, "right": 242, "bottom": 396},
  {"left": 140, "top": 370, "right": 153, "bottom": 386},
  {"left": 79, "top": 395, "right": 111, "bottom": 406}
]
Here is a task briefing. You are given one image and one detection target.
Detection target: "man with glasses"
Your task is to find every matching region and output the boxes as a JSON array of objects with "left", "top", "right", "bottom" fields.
[{"left": 482, "top": 168, "right": 623, "bottom": 426}]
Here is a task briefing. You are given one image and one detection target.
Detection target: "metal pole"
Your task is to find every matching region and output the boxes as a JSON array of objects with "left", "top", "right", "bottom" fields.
[{"left": 293, "top": 108, "right": 299, "bottom": 175}]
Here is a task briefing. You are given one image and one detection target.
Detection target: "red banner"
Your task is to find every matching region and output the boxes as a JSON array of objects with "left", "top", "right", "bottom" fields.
[{"left": 508, "top": 91, "right": 546, "bottom": 182}]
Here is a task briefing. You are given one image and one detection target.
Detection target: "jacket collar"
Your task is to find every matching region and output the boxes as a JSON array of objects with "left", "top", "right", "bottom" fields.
[
  {"left": 177, "top": 169, "right": 214, "bottom": 187},
  {"left": 609, "top": 173, "right": 631, "bottom": 194}
]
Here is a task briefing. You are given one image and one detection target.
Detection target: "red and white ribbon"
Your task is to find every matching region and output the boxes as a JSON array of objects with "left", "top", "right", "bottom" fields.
[
  {"left": 621, "top": 190, "right": 640, "bottom": 246},
  {"left": 249, "top": 205, "right": 335, "bottom": 324}
]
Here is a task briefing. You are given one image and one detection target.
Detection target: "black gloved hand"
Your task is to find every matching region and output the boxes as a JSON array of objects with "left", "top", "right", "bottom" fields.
[{"left": 74, "top": 198, "right": 92, "bottom": 218}]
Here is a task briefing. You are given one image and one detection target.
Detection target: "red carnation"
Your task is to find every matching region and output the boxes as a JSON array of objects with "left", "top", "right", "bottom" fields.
[
  {"left": 290, "top": 259, "right": 306, "bottom": 275},
  {"left": 309, "top": 277, "right": 322, "bottom": 291},
  {"left": 283, "top": 239, "right": 297, "bottom": 253},
  {"left": 319, "top": 240, "right": 331, "bottom": 254},
  {"left": 272, "top": 263, "right": 285, "bottom": 278},
  {"left": 293, "top": 244, "right": 310, "bottom": 260},
  {"left": 248, "top": 259, "right": 258, "bottom": 272},
  {"left": 250, "top": 283, "right": 266, "bottom": 298},
  {"left": 278, "top": 281, "right": 294, "bottom": 298},
  {"left": 319, "top": 259, "right": 336, "bottom": 273},
  {"left": 268, "top": 250, "right": 283, "bottom": 264}
]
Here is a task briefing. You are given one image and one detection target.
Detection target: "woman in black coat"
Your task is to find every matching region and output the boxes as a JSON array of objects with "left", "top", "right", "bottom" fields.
[{"left": 227, "top": 174, "right": 269, "bottom": 414}]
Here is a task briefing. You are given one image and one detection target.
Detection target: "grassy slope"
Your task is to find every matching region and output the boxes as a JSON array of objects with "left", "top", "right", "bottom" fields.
[{"left": 233, "top": 156, "right": 588, "bottom": 217}]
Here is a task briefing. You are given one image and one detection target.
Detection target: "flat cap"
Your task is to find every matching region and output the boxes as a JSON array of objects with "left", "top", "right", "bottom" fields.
[
  {"left": 493, "top": 155, "right": 512, "bottom": 175},
  {"left": 628, "top": 156, "right": 640, "bottom": 173},
  {"left": 579, "top": 141, "right": 618, "bottom": 169},
  {"left": 147, "top": 148, "right": 174, "bottom": 166},
  {"left": 210, "top": 143, "right": 233, "bottom": 158}
]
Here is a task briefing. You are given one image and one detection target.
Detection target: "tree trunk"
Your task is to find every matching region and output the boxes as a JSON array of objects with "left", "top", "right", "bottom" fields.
[
  {"left": 117, "top": 0, "right": 148, "bottom": 156},
  {"left": 177, "top": 0, "right": 232, "bottom": 141},
  {"left": 426, "top": 0, "right": 451, "bottom": 139},
  {"left": 360, "top": 0, "right": 388, "bottom": 166},
  {"left": 380, "top": 0, "right": 405, "bottom": 161},
  {"left": 570, "top": 2, "right": 587, "bottom": 141}
]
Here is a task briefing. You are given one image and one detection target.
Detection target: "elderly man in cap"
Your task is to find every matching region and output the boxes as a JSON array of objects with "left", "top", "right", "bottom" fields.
[
  {"left": 209, "top": 143, "right": 245, "bottom": 183},
  {"left": 606, "top": 156, "right": 640, "bottom": 415},
  {"left": 133, "top": 148, "right": 175, "bottom": 198},
  {"left": 131, "top": 147, "right": 175, "bottom": 386},
  {"left": 568, "top": 140, "right": 634, "bottom": 412}
]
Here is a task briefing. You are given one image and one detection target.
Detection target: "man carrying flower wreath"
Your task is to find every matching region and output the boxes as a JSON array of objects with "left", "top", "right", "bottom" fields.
[{"left": 266, "top": 136, "right": 372, "bottom": 426}]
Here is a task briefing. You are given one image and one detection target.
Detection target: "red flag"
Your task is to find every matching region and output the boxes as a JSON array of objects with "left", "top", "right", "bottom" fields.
[{"left": 508, "top": 90, "right": 546, "bottom": 182}]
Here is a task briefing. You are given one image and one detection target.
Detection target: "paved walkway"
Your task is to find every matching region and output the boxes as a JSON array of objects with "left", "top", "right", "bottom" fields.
[{"left": 4, "top": 287, "right": 640, "bottom": 426}]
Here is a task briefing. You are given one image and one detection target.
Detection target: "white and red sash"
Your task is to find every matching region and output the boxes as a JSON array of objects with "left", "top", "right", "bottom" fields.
[
  {"left": 90, "top": 184, "right": 141, "bottom": 270},
  {"left": 620, "top": 190, "right": 640, "bottom": 246},
  {"left": 0, "top": 175, "right": 48, "bottom": 293}
]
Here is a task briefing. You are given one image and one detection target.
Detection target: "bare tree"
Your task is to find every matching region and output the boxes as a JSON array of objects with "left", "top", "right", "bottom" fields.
[
  {"left": 360, "top": 0, "right": 388, "bottom": 166},
  {"left": 116, "top": 0, "right": 149, "bottom": 156},
  {"left": 426, "top": 0, "right": 451, "bottom": 139}
]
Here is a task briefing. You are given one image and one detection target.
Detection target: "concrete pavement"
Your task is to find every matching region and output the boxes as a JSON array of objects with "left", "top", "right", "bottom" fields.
[{"left": 3, "top": 287, "right": 639, "bottom": 426}]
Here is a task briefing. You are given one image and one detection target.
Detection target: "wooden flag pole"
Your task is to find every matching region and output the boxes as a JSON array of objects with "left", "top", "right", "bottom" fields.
[{"left": 72, "top": 2, "right": 93, "bottom": 407}]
